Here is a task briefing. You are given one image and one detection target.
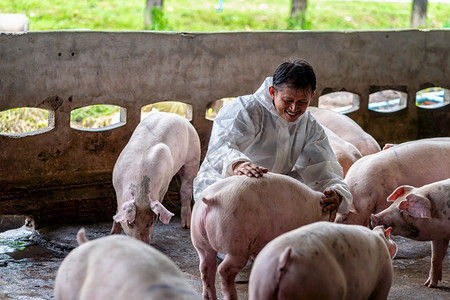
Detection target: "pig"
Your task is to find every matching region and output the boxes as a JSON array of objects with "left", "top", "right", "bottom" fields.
[
  {"left": 190, "top": 172, "right": 333, "bottom": 300},
  {"left": 0, "top": 216, "right": 35, "bottom": 240},
  {"left": 337, "top": 138, "right": 450, "bottom": 226},
  {"left": 110, "top": 111, "right": 201, "bottom": 244},
  {"left": 371, "top": 178, "right": 450, "bottom": 287},
  {"left": 382, "top": 137, "right": 450, "bottom": 151},
  {"left": 54, "top": 228, "right": 200, "bottom": 300},
  {"left": 308, "top": 106, "right": 381, "bottom": 156},
  {"left": 323, "top": 126, "right": 363, "bottom": 176},
  {"left": 249, "top": 222, "right": 397, "bottom": 300}
]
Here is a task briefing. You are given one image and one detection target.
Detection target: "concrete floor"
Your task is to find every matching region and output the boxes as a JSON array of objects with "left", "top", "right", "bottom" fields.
[{"left": 1, "top": 216, "right": 450, "bottom": 299}]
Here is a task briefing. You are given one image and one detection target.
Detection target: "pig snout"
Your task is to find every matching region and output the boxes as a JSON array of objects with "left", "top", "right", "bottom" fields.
[
  {"left": 370, "top": 214, "right": 380, "bottom": 228},
  {"left": 334, "top": 213, "right": 348, "bottom": 224},
  {"left": 370, "top": 213, "right": 390, "bottom": 230}
]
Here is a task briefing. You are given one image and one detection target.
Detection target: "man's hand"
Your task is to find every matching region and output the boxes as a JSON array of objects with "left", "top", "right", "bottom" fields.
[
  {"left": 321, "top": 189, "right": 342, "bottom": 222},
  {"left": 233, "top": 161, "right": 268, "bottom": 178}
]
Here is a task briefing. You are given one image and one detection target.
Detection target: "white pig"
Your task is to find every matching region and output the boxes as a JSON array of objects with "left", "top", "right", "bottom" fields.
[
  {"left": 54, "top": 228, "right": 200, "bottom": 300},
  {"left": 337, "top": 138, "right": 450, "bottom": 226},
  {"left": 249, "top": 222, "right": 397, "bottom": 300},
  {"left": 110, "top": 111, "right": 200, "bottom": 244},
  {"left": 371, "top": 178, "right": 450, "bottom": 287},
  {"left": 323, "top": 126, "right": 363, "bottom": 176},
  {"left": 308, "top": 106, "right": 381, "bottom": 156},
  {"left": 190, "top": 172, "right": 332, "bottom": 300}
]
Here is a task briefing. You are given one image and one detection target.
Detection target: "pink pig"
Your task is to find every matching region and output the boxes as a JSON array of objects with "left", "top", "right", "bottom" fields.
[
  {"left": 190, "top": 172, "right": 332, "bottom": 300},
  {"left": 322, "top": 126, "right": 363, "bottom": 176},
  {"left": 110, "top": 111, "right": 200, "bottom": 244},
  {"left": 249, "top": 222, "right": 397, "bottom": 300},
  {"left": 337, "top": 138, "right": 450, "bottom": 226},
  {"left": 54, "top": 229, "right": 200, "bottom": 300},
  {"left": 308, "top": 106, "right": 381, "bottom": 156},
  {"left": 371, "top": 178, "right": 450, "bottom": 287}
]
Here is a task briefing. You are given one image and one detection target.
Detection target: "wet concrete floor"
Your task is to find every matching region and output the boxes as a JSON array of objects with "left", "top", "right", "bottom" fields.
[{"left": 1, "top": 216, "right": 450, "bottom": 299}]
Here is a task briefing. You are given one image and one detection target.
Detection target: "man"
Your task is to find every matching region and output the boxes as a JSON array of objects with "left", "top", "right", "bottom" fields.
[{"left": 194, "top": 58, "right": 352, "bottom": 218}]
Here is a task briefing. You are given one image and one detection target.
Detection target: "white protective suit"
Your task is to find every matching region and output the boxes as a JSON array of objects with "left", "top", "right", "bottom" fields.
[{"left": 193, "top": 77, "right": 352, "bottom": 213}]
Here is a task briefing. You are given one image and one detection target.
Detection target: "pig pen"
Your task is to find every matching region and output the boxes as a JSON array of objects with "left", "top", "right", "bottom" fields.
[{"left": 1, "top": 216, "right": 449, "bottom": 300}]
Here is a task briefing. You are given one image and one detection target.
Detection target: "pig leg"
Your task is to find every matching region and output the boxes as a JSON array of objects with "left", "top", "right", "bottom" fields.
[
  {"left": 425, "top": 239, "right": 449, "bottom": 287},
  {"left": 178, "top": 161, "right": 198, "bottom": 228},
  {"left": 197, "top": 249, "right": 219, "bottom": 300},
  {"left": 218, "top": 255, "right": 249, "bottom": 300}
]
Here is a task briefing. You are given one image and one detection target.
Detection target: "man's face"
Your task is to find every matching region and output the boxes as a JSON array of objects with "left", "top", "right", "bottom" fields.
[{"left": 269, "top": 84, "right": 315, "bottom": 122}]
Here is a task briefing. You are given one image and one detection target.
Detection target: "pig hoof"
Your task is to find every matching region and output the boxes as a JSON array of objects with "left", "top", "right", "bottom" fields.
[
  {"left": 181, "top": 220, "right": 190, "bottom": 229},
  {"left": 424, "top": 278, "right": 438, "bottom": 288}
]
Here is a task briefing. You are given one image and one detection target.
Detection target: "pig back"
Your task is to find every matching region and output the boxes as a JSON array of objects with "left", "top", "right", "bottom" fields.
[
  {"left": 54, "top": 234, "right": 200, "bottom": 300},
  {"left": 249, "top": 222, "right": 393, "bottom": 300},
  {"left": 346, "top": 138, "right": 450, "bottom": 188},
  {"left": 112, "top": 111, "right": 200, "bottom": 196},
  {"left": 125, "top": 111, "right": 198, "bottom": 170},
  {"left": 199, "top": 173, "right": 327, "bottom": 254}
]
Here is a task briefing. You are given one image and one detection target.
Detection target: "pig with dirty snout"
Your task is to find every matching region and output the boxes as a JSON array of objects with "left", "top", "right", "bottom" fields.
[
  {"left": 110, "top": 111, "right": 201, "bottom": 244},
  {"left": 54, "top": 228, "right": 200, "bottom": 300},
  {"left": 371, "top": 178, "right": 450, "bottom": 287},
  {"left": 190, "top": 172, "right": 335, "bottom": 300},
  {"left": 249, "top": 222, "right": 397, "bottom": 300}
]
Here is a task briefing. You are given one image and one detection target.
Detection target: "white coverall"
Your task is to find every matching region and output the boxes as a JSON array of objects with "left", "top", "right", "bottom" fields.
[{"left": 193, "top": 77, "right": 352, "bottom": 213}]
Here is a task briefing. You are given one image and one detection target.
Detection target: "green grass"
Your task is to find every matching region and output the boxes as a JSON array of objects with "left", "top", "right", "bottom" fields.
[
  {"left": 0, "top": 0, "right": 449, "bottom": 31},
  {"left": 0, "top": 107, "right": 49, "bottom": 134}
]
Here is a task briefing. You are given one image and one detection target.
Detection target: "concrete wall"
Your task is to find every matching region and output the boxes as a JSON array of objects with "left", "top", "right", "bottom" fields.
[{"left": 1, "top": 30, "right": 449, "bottom": 227}]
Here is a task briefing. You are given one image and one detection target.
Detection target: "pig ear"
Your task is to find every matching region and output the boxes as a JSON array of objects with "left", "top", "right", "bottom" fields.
[
  {"left": 113, "top": 200, "right": 136, "bottom": 223},
  {"left": 277, "top": 247, "right": 292, "bottom": 281},
  {"left": 385, "top": 227, "right": 392, "bottom": 238},
  {"left": 202, "top": 197, "right": 214, "bottom": 206},
  {"left": 150, "top": 201, "right": 175, "bottom": 224},
  {"left": 387, "top": 185, "right": 415, "bottom": 202},
  {"left": 398, "top": 194, "right": 431, "bottom": 218}
]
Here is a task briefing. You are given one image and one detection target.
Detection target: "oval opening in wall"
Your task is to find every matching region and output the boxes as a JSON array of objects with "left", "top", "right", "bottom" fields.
[
  {"left": 416, "top": 87, "right": 449, "bottom": 109},
  {"left": 70, "top": 104, "right": 126, "bottom": 131},
  {"left": 0, "top": 107, "right": 54, "bottom": 137},
  {"left": 205, "top": 97, "right": 236, "bottom": 121},
  {"left": 141, "top": 101, "right": 193, "bottom": 121},
  {"left": 369, "top": 90, "right": 407, "bottom": 113},
  {"left": 318, "top": 91, "right": 360, "bottom": 114}
]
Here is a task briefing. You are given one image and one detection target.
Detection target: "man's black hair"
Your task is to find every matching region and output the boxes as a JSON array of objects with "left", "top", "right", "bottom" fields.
[{"left": 272, "top": 58, "right": 316, "bottom": 93}]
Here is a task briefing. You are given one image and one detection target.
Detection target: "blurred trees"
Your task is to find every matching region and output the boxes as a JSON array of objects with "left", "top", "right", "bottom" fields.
[
  {"left": 411, "top": 0, "right": 427, "bottom": 27},
  {"left": 145, "top": 0, "right": 164, "bottom": 29}
]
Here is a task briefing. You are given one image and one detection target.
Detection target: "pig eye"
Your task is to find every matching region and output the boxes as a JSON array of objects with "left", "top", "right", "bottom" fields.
[{"left": 127, "top": 221, "right": 135, "bottom": 228}]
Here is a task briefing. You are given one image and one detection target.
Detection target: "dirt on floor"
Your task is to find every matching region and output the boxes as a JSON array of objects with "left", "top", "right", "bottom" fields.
[{"left": 1, "top": 216, "right": 450, "bottom": 300}]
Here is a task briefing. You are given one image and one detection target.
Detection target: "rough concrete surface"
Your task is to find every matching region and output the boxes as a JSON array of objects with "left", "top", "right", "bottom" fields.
[
  {"left": 2, "top": 30, "right": 450, "bottom": 227},
  {"left": 1, "top": 217, "right": 449, "bottom": 299}
]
